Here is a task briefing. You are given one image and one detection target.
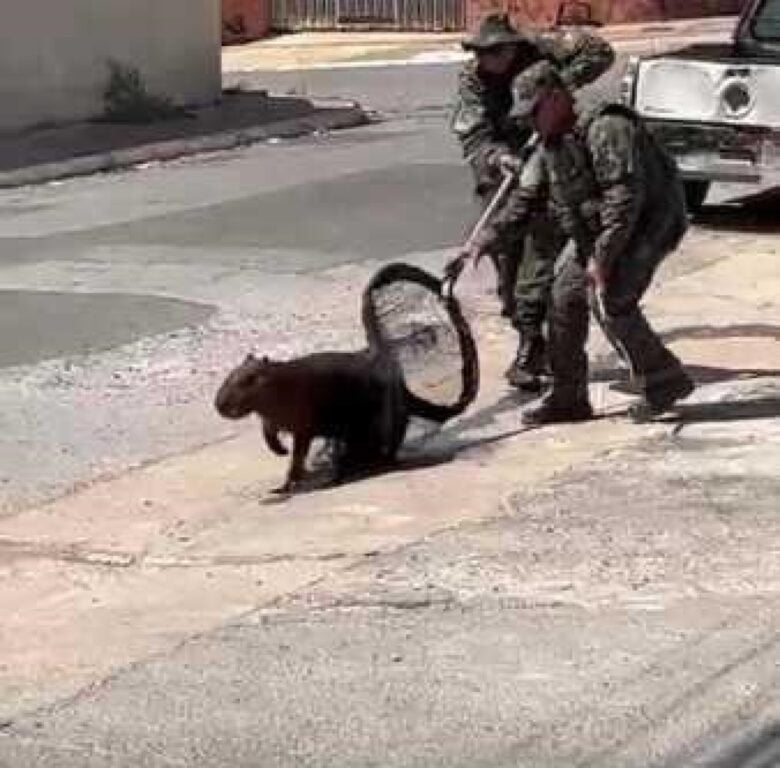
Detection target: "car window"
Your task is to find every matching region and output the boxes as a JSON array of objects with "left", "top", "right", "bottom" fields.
[{"left": 753, "top": 0, "right": 780, "bottom": 39}]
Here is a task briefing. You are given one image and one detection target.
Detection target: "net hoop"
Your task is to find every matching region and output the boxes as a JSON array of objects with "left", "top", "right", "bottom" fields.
[{"left": 361, "top": 262, "right": 480, "bottom": 421}]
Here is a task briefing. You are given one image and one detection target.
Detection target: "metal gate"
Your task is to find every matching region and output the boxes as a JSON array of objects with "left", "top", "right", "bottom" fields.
[{"left": 272, "top": 0, "right": 465, "bottom": 31}]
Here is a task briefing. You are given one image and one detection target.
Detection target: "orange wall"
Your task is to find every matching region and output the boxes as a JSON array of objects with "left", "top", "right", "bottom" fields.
[
  {"left": 467, "top": 0, "right": 746, "bottom": 29},
  {"left": 222, "top": 0, "right": 271, "bottom": 44}
]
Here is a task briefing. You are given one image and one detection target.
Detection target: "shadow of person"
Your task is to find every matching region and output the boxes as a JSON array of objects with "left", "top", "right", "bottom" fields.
[
  {"left": 693, "top": 186, "right": 780, "bottom": 234},
  {"left": 603, "top": 365, "right": 780, "bottom": 395},
  {"left": 662, "top": 323, "right": 780, "bottom": 346},
  {"left": 659, "top": 396, "right": 780, "bottom": 425},
  {"left": 593, "top": 323, "right": 780, "bottom": 390},
  {"left": 260, "top": 444, "right": 460, "bottom": 503},
  {"left": 678, "top": 720, "right": 780, "bottom": 768}
]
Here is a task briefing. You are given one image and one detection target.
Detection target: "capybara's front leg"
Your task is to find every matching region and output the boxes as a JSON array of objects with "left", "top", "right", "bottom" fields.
[{"left": 272, "top": 432, "right": 312, "bottom": 494}]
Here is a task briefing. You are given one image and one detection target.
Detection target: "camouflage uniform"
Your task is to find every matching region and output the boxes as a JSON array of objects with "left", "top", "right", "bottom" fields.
[
  {"left": 478, "top": 103, "right": 693, "bottom": 417},
  {"left": 450, "top": 23, "right": 615, "bottom": 334}
]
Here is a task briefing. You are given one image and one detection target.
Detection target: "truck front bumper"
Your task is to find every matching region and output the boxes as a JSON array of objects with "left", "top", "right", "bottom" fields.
[{"left": 646, "top": 121, "right": 780, "bottom": 184}]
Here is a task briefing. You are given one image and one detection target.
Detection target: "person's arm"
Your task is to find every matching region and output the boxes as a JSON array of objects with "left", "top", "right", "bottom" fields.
[
  {"left": 450, "top": 66, "right": 514, "bottom": 188},
  {"left": 473, "top": 184, "right": 535, "bottom": 256},
  {"left": 588, "top": 115, "right": 643, "bottom": 279},
  {"left": 445, "top": 148, "right": 548, "bottom": 281}
]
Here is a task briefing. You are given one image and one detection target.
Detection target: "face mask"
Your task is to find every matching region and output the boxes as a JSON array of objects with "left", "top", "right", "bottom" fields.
[{"left": 533, "top": 89, "right": 576, "bottom": 143}]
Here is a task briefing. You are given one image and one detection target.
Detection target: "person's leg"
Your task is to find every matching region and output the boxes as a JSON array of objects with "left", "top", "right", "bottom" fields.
[
  {"left": 599, "top": 246, "right": 694, "bottom": 419},
  {"left": 522, "top": 244, "right": 593, "bottom": 425},
  {"left": 506, "top": 213, "right": 562, "bottom": 390},
  {"left": 495, "top": 251, "right": 521, "bottom": 319}
]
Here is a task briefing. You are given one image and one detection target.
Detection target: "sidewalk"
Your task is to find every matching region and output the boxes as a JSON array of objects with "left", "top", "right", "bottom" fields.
[
  {"left": 223, "top": 15, "right": 736, "bottom": 72},
  {"left": 0, "top": 91, "right": 367, "bottom": 190}
]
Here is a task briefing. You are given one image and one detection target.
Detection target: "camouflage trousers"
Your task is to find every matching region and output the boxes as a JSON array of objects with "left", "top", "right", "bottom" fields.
[
  {"left": 477, "top": 186, "right": 561, "bottom": 335},
  {"left": 549, "top": 240, "right": 686, "bottom": 400}
]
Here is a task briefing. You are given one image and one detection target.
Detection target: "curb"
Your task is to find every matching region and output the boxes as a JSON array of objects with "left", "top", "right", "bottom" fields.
[{"left": 0, "top": 102, "right": 369, "bottom": 190}]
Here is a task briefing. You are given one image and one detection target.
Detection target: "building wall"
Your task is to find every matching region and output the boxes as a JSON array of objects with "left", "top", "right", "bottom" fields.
[
  {"left": 0, "top": 0, "right": 221, "bottom": 132},
  {"left": 223, "top": 0, "right": 272, "bottom": 44},
  {"left": 467, "top": 0, "right": 746, "bottom": 30}
]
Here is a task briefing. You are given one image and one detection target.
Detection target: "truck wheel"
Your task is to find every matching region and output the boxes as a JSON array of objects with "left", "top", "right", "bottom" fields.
[{"left": 684, "top": 181, "right": 710, "bottom": 214}]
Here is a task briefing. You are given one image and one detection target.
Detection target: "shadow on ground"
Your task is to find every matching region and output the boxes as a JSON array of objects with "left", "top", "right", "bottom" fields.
[
  {"left": 599, "top": 323, "right": 780, "bottom": 387},
  {"left": 0, "top": 290, "right": 214, "bottom": 368},
  {"left": 694, "top": 186, "right": 780, "bottom": 234},
  {"left": 661, "top": 720, "right": 780, "bottom": 768},
  {"left": 664, "top": 396, "right": 780, "bottom": 425},
  {"left": 260, "top": 449, "right": 459, "bottom": 504},
  {"left": 0, "top": 92, "right": 329, "bottom": 172},
  {"left": 663, "top": 323, "right": 780, "bottom": 345}
]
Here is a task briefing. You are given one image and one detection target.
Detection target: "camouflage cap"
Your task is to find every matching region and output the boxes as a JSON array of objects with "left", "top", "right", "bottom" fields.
[
  {"left": 511, "top": 60, "right": 567, "bottom": 118},
  {"left": 462, "top": 13, "right": 525, "bottom": 51}
]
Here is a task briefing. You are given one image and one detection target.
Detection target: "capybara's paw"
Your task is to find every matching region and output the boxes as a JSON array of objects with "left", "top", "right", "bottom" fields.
[{"left": 270, "top": 480, "right": 297, "bottom": 496}]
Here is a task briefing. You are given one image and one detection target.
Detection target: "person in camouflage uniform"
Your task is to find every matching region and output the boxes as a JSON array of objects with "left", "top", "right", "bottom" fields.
[
  {"left": 450, "top": 13, "right": 614, "bottom": 390},
  {"left": 450, "top": 62, "right": 695, "bottom": 424}
]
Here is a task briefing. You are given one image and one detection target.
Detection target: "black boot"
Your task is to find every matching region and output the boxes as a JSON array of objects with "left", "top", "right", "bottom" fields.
[
  {"left": 522, "top": 389, "right": 594, "bottom": 426},
  {"left": 505, "top": 335, "right": 548, "bottom": 392},
  {"left": 628, "top": 371, "right": 695, "bottom": 423}
]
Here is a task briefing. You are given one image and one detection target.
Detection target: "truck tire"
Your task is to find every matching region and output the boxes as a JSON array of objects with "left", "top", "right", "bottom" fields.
[{"left": 684, "top": 181, "right": 710, "bottom": 214}]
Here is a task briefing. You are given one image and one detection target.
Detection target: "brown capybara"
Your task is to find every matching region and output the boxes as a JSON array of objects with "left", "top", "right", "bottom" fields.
[{"left": 215, "top": 350, "right": 451, "bottom": 494}]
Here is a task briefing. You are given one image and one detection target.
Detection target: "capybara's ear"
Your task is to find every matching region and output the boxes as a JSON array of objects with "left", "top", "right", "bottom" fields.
[
  {"left": 245, "top": 353, "right": 256, "bottom": 363},
  {"left": 260, "top": 355, "right": 271, "bottom": 364}
]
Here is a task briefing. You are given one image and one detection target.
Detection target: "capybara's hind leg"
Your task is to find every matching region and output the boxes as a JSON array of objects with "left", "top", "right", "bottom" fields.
[{"left": 333, "top": 434, "right": 387, "bottom": 485}]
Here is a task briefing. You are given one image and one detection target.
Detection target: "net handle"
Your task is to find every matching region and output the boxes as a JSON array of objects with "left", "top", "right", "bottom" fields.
[
  {"left": 442, "top": 167, "right": 514, "bottom": 300},
  {"left": 466, "top": 167, "right": 516, "bottom": 250},
  {"left": 442, "top": 132, "right": 540, "bottom": 299}
]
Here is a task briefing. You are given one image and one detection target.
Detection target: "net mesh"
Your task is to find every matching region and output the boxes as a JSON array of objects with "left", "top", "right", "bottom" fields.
[{"left": 362, "top": 262, "right": 479, "bottom": 418}]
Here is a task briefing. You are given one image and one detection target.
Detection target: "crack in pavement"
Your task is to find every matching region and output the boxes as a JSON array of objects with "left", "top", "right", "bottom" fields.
[
  {"left": 0, "top": 539, "right": 391, "bottom": 571},
  {"left": 0, "top": 538, "right": 138, "bottom": 568}
]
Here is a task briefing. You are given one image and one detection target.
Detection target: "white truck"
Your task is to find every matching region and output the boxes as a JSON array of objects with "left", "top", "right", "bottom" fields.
[{"left": 621, "top": 0, "right": 780, "bottom": 211}]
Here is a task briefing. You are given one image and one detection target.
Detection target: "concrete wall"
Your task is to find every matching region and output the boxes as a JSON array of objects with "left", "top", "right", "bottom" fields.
[{"left": 0, "top": 0, "right": 221, "bottom": 132}]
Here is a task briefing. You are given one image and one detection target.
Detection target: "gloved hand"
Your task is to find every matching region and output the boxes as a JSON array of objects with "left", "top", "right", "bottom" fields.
[
  {"left": 444, "top": 251, "right": 468, "bottom": 282},
  {"left": 444, "top": 242, "right": 487, "bottom": 279},
  {"left": 487, "top": 150, "right": 522, "bottom": 175},
  {"left": 444, "top": 244, "right": 488, "bottom": 296},
  {"left": 586, "top": 258, "right": 610, "bottom": 293},
  {"left": 495, "top": 153, "right": 522, "bottom": 174}
]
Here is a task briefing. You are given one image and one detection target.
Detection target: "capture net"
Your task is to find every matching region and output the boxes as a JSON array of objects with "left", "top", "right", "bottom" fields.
[{"left": 361, "top": 262, "right": 479, "bottom": 420}]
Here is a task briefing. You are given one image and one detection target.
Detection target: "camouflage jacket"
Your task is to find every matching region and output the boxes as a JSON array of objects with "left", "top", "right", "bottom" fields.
[
  {"left": 476, "top": 104, "right": 688, "bottom": 270},
  {"left": 450, "top": 27, "right": 615, "bottom": 193}
]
